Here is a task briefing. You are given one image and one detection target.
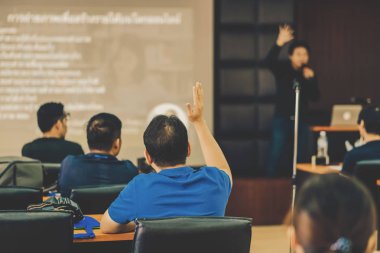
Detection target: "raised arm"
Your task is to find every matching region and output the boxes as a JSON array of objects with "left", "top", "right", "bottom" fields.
[
  {"left": 265, "top": 24, "right": 295, "bottom": 71},
  {"left": 186, "top": 82, "right": 232, "bottom": 185},
  {"left": 276, "top": 24, "right": 294, "bottom": 47}
]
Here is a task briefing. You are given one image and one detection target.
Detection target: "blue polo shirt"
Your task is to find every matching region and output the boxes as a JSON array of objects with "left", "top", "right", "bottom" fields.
[{"left": 108, "top": 166, "right": 231, "bottom": 224}]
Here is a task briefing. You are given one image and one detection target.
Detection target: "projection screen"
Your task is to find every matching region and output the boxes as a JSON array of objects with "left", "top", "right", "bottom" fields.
[{"left": 0, "top": 0, "right": 213, "bottom": 165}]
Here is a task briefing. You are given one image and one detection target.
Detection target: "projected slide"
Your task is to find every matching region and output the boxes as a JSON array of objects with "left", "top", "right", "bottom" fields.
[{"left": 0, "top": 0, "right": 213, "bottom": 165}]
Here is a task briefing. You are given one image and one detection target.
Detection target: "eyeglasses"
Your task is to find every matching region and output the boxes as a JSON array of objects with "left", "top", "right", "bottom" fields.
[{"left": 59, "top": 112, "right": 71, "bottom": 121}]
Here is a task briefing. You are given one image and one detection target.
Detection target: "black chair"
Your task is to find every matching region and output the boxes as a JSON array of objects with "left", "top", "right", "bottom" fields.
[
  {"left": 353, "top": 159, "right": 380, "bottom": 250},
  {"left": 132, "top": 216, "right": 252, "bottom": 253},
  {"left": 0, "top": 210, "right": 73, "bottom": 253},
  {"left": 0, "top": 186, "right": 42, "bottom": 210},
  {"left": 353, "top": 160, "right": 380, "bottom": 199},
  {"left": 70, "top": 184, "right": 125, "bottom": 214},
  {"left": 0, "top": 156, "right": 43, "bottom": 187},
  {"left": 42, "top": 163, "right": 61, "bottom": 193}
]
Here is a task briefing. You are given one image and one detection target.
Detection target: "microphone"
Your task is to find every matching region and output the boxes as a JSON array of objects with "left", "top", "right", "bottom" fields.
[
  {"left": 293, "top": 78, "right": 300, "bottom": 90},
  {"left": 301, "top": 64, "right": 309, "bottom": 71}
]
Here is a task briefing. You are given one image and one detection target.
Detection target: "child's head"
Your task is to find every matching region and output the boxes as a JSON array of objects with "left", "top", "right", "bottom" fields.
[{"left": 293, "top": 174, "right": 377, "bottom": 253}]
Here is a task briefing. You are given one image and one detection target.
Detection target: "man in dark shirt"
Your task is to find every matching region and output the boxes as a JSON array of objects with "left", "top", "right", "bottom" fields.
[
  {"left": 266, "top": 25, "right": 320, "bottom": 177},
  {"left": 342, "top": 105, "right": 380, "bottom": 174},
  {"left": 22, "top": 102, "right": 84, "bottom": 163},
  {"left": 58, "top": 113, "right": 138, "bottom": 197}
]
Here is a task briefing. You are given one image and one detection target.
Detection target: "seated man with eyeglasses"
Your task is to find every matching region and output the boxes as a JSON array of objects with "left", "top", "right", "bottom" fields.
[{"left": 22, "top": 102, "right": 84, "bottom": 163}]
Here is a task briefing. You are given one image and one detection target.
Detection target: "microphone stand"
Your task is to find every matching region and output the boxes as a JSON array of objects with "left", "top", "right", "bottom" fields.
[{"left": 290, "top": 79, "right": 301, "bottom": 253}]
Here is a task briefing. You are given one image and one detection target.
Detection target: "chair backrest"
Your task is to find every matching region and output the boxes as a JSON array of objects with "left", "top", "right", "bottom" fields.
[
  {"left": 42, "top": 163, "right": 61, "bottom": 192},
  {"left": 70, "top": 184, "right": 125, "bottom": 214},
  {"left": 0, "top": 210, "right": 73, "bottom": 253},
  {"left": 353, "top": 160, "right": 380, "bottom": 250},
  {"left": 132, "top": 216, "right": 252, "bottom": 253},
  {"left": 0, "top": 156, "right": 43, "bottom": 188},
  {"left": 0, "top": 186, "right": 42, "bottom": 210},
  {"left": 353, "top": 160, "right": 380, "bottom": 200}
]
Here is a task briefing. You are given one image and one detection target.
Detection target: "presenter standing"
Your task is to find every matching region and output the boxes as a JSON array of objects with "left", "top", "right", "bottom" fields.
[{"left": 266, "top": 25, "right": 320, "bottom": 177}]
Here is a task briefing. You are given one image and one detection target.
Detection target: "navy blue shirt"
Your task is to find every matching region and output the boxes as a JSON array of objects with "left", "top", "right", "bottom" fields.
[
  {"left": 108, "top": 166, "right": 231, "bottom": 224},
  {"left": 58, "top": 153, "right": 138, "bottom": 197},
  {"left": 342, "top": 140, "right": 380, "bottom": 174}
]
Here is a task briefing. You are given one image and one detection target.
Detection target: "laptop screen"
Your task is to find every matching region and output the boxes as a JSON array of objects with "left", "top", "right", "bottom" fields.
[{"left": 330, "top": 105, "right": 362, "bottom": 126}]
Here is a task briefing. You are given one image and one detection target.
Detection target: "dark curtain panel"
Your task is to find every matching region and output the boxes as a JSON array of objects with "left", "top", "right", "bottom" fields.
[{"left": 296, "top": 0, "right": 380, "bottom": 110}]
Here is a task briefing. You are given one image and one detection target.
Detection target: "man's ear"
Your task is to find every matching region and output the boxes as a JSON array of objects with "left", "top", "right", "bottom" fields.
[
  {"left": 187, "top": 143, "right": 191, "bottom": 157},
  {"left": 114, "top": 138, "right": 121, "bottom": 150},
  {"left": 144, "top": 149, "right": 153, "bottom": 165},
  {"left": 54, "top": 120, "right": 62, "bottom": 131}
]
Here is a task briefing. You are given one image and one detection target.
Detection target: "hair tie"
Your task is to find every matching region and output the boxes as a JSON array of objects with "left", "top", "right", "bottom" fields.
[{"left": 329, "top": 237, "right": 352, "bottom": 253}]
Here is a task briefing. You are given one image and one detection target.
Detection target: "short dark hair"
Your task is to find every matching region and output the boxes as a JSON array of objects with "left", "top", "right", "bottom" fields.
[
  {"left": 294, "top": 174, "right": 376, "bottom": 253},
  {"left": 143, "top": 115, "right": 188, "bottom": 167},
  {"left": 37, "top": 102, "right": 65, "bottom": 133},
  {"left": 358, "top": 105, "right": 380, "bottom": 135},
  {"left": 86, "top": 113, "right": 122, "bottom": 151},
  {"left": 288, "top": 40, "right": 310, "bottom": 55}
]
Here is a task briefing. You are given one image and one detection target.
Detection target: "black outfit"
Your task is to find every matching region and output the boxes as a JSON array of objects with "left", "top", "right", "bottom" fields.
[
  {"left": 266, "top": 44, "right": 320, "bottom": 118},
  {"left": 22, "top": 137, "right": 84, "bottom": 163},
  {"left": 342, "top": 140, "right": 380, "bottom": 174},
  {"left": 58, "top": 153, "right": 139, "bottom": 197},
  {"left": 266, "top": 44, "right": 320, "bottom": 177}
]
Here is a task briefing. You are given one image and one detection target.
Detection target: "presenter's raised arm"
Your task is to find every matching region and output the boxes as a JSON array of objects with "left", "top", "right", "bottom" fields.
[{"left": 276, "top": 24, "right": 294, "bottom": 47}]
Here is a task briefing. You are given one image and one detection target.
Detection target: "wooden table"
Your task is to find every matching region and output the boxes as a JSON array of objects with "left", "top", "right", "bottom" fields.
[
  {"left": 296, "top": 163, "right": 342, "bottom": 188},
  {"left": 74, "top": 214, "right": 134, "bottom": 243},
  {"left": 311, "top": 126, "right": 358, "bottom": 132},
  {"left": 297, "top": 163, "right": 341, "bottom": 174}
]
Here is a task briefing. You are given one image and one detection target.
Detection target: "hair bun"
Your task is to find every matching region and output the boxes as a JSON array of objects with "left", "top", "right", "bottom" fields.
[{"left": 329, "top": 237, "right": 352, "bottom": 253}]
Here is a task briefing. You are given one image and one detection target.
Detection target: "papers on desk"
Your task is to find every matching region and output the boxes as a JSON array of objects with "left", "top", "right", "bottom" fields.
[{"left": 328, "top": 165, "right": 342, "bottom": 171}]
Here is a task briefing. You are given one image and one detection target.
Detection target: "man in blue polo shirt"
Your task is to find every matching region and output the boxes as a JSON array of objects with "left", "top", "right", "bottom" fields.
[{"left": 101, "top": 82, "right": 233, "bottom": 233}]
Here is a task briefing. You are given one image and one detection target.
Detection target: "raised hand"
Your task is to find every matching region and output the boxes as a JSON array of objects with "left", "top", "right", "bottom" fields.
[
  {"left": 186, "top": 82, "right": 232, "bottom": 185},
  {"left": 186, "top": 82, "right": 204, "bottom": 123},
  {"left": 276, "top": 24, "right": 294, "bottom": 47}
]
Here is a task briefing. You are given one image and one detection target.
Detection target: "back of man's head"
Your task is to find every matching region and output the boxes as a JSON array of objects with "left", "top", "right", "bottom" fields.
[
  {"left": 37, "top": 102, "right": 65, "bottom": 133},
  {"left": 87, "top": 113, "right": 122, "bottom": 151},
  {"left": 358, "top": 105, "right": 380, "bottom": 135},
  {"left": 144, "top": 115, "right": 188, "bottom": 167}
]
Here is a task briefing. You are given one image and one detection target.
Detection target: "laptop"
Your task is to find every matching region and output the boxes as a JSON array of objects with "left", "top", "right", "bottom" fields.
[{"left": 330, "top": 104, "right": 362, "bottom": 126}]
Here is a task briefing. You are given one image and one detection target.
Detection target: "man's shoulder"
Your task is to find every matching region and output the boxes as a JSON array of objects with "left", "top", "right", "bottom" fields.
[
  {"left": 119, "top": 159, "right": 137, "bottom": 167},
  {"left": 61, "top": 154, "right": 81, "bottom": 166},
  {"left": 22, "top": 138, "right": 45, "bottom": 152},
  {"left": 197, "top": 166, "right": 229, "bottom": 176},
  {"left": 58, "top": 140, "right": 84, "bottom": 155},
  {"left": 345, "top": 144, "right": 373, "bottom": 162},
  {"left": 21, "top": 141, "right": 33, "bottom": 151},
  {"left": 23, "top": 138, "right": 43, "bottom": 146},
  {"left": 60, "top": 139, "right": 82, "bottom": 148},
  {"left": 349, "top": 143, "right": 373, "bottom": 155}
]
